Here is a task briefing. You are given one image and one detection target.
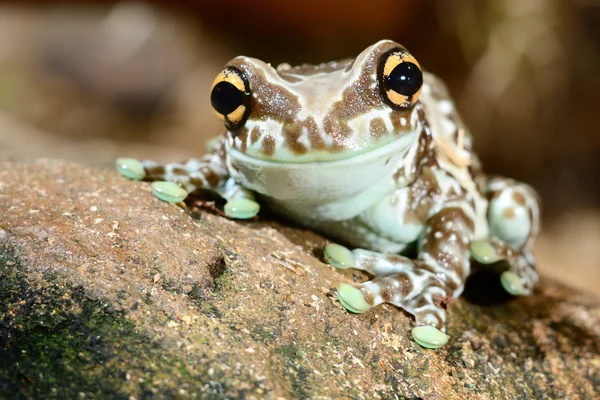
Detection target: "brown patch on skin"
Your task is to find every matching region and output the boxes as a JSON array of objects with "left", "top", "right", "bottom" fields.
[
  {"left": 190, "top": 178, "right": 205, "bottom": 189},
  {"left": 389, "top": 111, "right": 410, "bottom": 133},
  {"left": 261, "top": 135, "right": 276, "bottom": 156},
  {"left": 411, "top": 267, "right": 427, "bottom": 277},
  {"left": 418, "top": 207, "right": 474, "bottom": 290},
  {"left": 433, "top": 295, "right": 455, "bottom": 310},
  {"left": 281, "top": 120, "right": 309, "bottom": 155},
  {"left": 281, "top": 117, "right": 330, "bottom": 154},
  {"left": 414, "top": 262, "right": 436, "bottom": 275},
  {"left": 393, "top": 166, "right": 406, "bottom": 182},
  {"left": 323, "top": 114, "right": 353, "bottom": 143},
  {"left": 414, "top": 296, "right": 430, "bottom": 309},
  {"left": 240, "top": 135, "right": 248, "bottom": 152},
  {"left": 513, "top": 191, "right": 527, "bottom": 206},
  {"left": 396, "top": 273, "right": 413, "bottom": 297},
  {"left": 385, "top": 253, "right": 407, "bottom": 263},
  {"left": 230, "top": 127, "right": 249, "bottom": 152},
  {"left": 382, "top": 285, "right": 394, "bottom": 302},
  {"left": 171, "top": 167, "right": 187, "bottom": 176},
  {"left": 437, "top": 251, "right": 459, "bottom": 272},
  {"left": 304, "top": 117, "right": 326, "bottom": 151},
  {"left": 201, "top": 167, "right": 220, "bottom": 188},
  {"left": 503, "top": 207, "right": 516, "bottom": 218},
  {"left": 144, "top": 165, "right": 165, "bottom": 179},
  {"left": 369, "top": 118, "right": 387, "bottom": 138},
  {"left": 250, "top": 127, "right": 261, "bottom": 144},
  {"left": 404, "top": 210, "right": 423, "bottom": 227},
  {"left": 362, "top": 290, "right": 375, "bottom": 306},
  {"left": 408, "top": 166, "right": 442, "bottom": 221}
]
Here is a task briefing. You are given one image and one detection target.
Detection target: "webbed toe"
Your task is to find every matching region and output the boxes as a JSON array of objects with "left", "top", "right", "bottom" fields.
[
  {"left": 224, "top": 199, "right": 260, "bottom": 219},
  {"left": 324, "top": 244, "right": 355, "bottom": 270},
  {"left": 469, "top": 239, "right": 503, "bottom": 264},
  {"left": 116, "top": 158, "right": 145, "bottom": 181},
  {"left": 337, "top": 283, "right": 371, "bottom": 314},
  {"left": 151, "top": 181, "right": 188, "bottom": 203},
  {"left": 500, "top": 270, "right": 527, "bottom": 296},
  {"left": 411, "top": 326, "right": 449, "bottom": 349}
]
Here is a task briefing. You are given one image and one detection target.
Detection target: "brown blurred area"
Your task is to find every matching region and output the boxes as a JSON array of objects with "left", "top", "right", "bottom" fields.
[{"left": 0, "top": 1, "right": 598, "bottom": 292}]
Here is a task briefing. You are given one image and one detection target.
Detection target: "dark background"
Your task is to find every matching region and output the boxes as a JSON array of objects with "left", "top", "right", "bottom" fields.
[{"left": 0, "top": 0, "right": 598, "bottom": 291}]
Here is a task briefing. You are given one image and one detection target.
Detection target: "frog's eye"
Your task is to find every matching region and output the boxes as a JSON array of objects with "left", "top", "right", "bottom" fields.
[
  {"left": 210, "top": 66, "right": 251, "bottom": 129},
  {"left": 378, "top": 49, "right": 423, "bottom": 109}
]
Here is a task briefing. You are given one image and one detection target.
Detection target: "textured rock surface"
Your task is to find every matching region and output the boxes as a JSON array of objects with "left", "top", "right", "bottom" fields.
[{"left": 1, "top": 159, "right": 599, "bottom": 399}]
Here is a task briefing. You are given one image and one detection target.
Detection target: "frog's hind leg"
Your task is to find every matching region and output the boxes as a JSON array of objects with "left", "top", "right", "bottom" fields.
[
  {"left": 470, "top": 177, "right": 540, "bottom": 295},
  {"left": 326, "top": 205, "right": 475, "bottom": 349},
  {"left": 116, "top": 143, "right": 259, "bottom": 219}
]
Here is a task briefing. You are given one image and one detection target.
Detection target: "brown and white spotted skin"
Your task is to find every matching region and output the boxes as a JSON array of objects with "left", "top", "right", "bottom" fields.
[{"left": 117, "top": 40, "right": 541, "bottom": 349}]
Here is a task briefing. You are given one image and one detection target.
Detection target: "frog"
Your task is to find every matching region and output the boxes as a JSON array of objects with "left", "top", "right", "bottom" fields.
[{"left": 116, "top": 40, "right": 541, "bottom": 349}]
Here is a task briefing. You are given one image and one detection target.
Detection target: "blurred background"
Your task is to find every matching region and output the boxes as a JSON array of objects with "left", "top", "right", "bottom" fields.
[{"left": 0, "top": 0, "right": 598, "bottom": 292}]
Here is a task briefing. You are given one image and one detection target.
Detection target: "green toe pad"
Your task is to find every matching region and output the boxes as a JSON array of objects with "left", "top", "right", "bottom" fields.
[
  {"left": 411, "top": 326, "right": 449, "bottom": 349},
  {"left": 470, "top": 240, "right": 503, "bottom": 264},
  {"left": 151, "top": 181, "right": 188, "bottom": 203},
  {"left": 337, "top": 283, "right": 370, "bottom": 314},
  {"left": 500, "top": 271, "right": 526, "bottom": 296},
  {"left": 324, "top": 244, "right": 355, "bottom": 269},
  {"left": 224, "top": 199, "right": 260, "bottom": 219},
  {"left": 116, "top": 158, "right": 145, "bottom": 181}
]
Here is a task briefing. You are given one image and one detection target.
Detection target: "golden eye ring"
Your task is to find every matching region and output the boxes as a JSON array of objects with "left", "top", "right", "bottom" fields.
[
  {"left": 210, "top": 66, "right": 251, "bottom": 129},
  {"left": 378, "top": 48, "right": 423, "bottom": 109}
]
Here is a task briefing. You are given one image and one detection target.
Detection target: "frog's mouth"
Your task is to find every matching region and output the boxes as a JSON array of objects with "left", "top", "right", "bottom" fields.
[{"left": 226, "top": 124, "right": 422, "bottom": 205}]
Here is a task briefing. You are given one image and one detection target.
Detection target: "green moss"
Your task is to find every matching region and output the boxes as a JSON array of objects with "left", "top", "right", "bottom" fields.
[
  {"left": 250, "top": 323, "right": 279, "bottom": 344},
  {"left": 0, "top": 243, "right": 190, "bottom": 398},
  {"left": 273, "top": 342, "right": 311, "bottom": 399},
  {"left": 213, "top": 270, "right": 235, "bottom": 293}
]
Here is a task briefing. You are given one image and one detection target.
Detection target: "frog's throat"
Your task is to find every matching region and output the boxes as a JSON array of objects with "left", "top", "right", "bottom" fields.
[{"left": 225, "top": 124, "right": 422, "bottom": 211}]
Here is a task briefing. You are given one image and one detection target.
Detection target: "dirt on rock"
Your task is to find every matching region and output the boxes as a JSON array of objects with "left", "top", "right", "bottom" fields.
[{"left": 0, "top": 159, "right": 598, "bottom": 399}]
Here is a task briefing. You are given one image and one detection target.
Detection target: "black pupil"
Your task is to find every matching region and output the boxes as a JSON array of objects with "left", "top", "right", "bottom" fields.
[
  {"left": 386, "top": 62, "right": 422, "bottom": 97},
  {"left": 211, "top": 81, "right": 244, "bottom": 115}
]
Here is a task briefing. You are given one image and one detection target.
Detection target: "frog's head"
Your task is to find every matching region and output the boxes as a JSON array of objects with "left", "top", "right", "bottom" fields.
[{"left": 210, "top": 40, "right": 424, "bottom": 163}]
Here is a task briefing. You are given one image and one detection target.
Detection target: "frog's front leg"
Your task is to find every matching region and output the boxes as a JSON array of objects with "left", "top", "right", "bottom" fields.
[
  {"left": 470, "top": 177, "right": 540, "bottom": 295},
  {"left": 116, "top": 142, "right": 259, "bottom": 219},
  {"left": 326, "top": 205, "right": 474, "bottom": 349}
]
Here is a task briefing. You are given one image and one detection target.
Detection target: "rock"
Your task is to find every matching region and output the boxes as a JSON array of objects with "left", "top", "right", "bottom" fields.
[{"left": 1, "top": 159, "right": 599, "bottom": 399}]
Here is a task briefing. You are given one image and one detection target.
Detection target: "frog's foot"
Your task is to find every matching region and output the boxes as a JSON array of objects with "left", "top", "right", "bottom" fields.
[
  {"left": 116, "top": 158, "right": 146, "bottom": 181},
  {"left": 116, "top": 158, "right": 191, "bottom": 203},
  {"left": 470, "top": 238, "right": 538, "bottom": 296},
  {"left": 223, "top": 198, "right": 260, "bottom": 219},
  {"left": 337, "top": 271, "right": 450, "bottom": 348},
  {"left": 329, "top": 246, "right": 451, "bottom": 349},
  {"left": 115, "top": 156, "right": 260, "bottom": 219}
]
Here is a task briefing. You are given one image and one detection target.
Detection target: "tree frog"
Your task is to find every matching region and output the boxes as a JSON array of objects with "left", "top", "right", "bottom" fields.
[{"left": 116, "top": 40, "right": 540, "bottom": 349}]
